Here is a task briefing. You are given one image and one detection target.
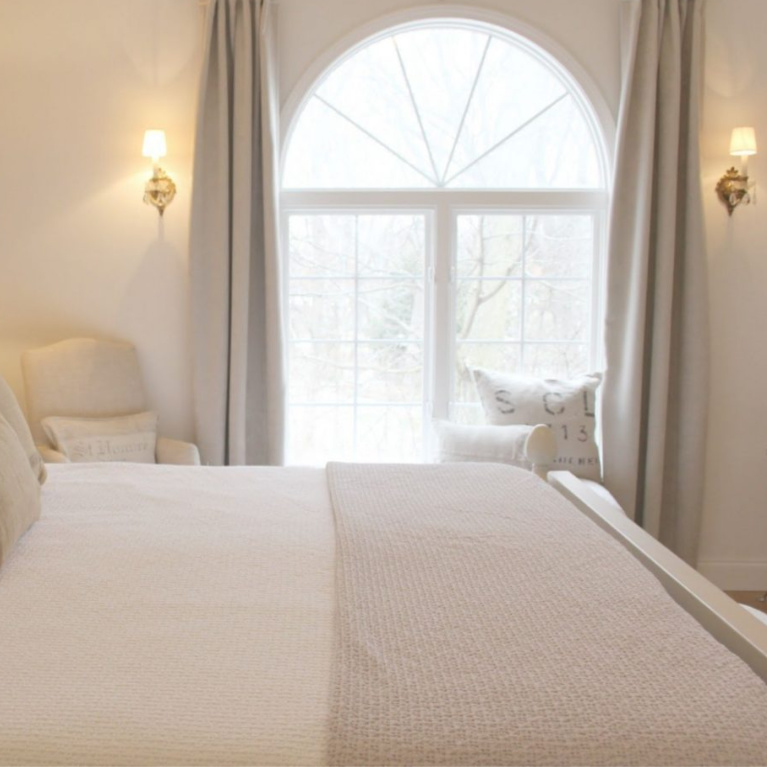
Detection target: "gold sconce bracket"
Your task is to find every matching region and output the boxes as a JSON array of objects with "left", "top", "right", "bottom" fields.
[
  {"left": 716, "top": 166, "right": 752, "bottom": 216},
  {"left": 143, "top": 167, "right": 177, "bottom": 216}
]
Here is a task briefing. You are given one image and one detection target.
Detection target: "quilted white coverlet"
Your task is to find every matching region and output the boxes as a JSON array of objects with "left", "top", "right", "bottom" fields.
[{"left": 0, "top": 464, "right": 335, "bottom": 766}]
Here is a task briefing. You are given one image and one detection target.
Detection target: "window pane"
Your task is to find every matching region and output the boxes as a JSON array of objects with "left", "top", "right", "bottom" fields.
[
  {"left": 395, "top": 27, "right": 490, "bottom": 181},
  {"left": 287, "top": 213, "right": 426, "bottom": 464},
  {"left": 523, "top": 344, "right": 589, "bottom": 379},
  {"left": 524, "top": 280, "right": 590, "bottom": 341},
  {"left": 358, "top": 342, "right": 423, "bottom": 403},
  {"left": 452, "top": 211, "right": 595, "bottom": 413},
  {"left": 289, "top": 215, "right": 356, "bottom": 277},
  {"left": 456, "top": 215, "right": 523, "bottom": 279},
  {"left": 289, "top": 406, "right": 354, "bottom": 464},
  {"left": 447, "top": 97, "right": 601, "bottom": 189},
  {"left": 283, "top": 98, "right": 433, "bottom": 188},
  {"left": 357, "top": 215, "right": 425, "bottom": 278},
  {"left": 289, "top": 279, "right": 355, "bottom": 340},
  {"left": 355, "top": 406, "right": 423, "bottom": 462},
  {"left": 525, "top": 215, "right": 593, "bottom": 278},
  {"left": 455, "top": 280, "right": 522, "bottom": 341},
  {"left": 288, "top": 342, "right": 354, "bottom": 403},
  {"left": 316, "top": 36, "right": 436, "bottom": 181},
  {"left": 358, "top": 279, "right": 424, "bottom": 341},
  {"left": 446, "top": 37, "right": 566, "bottom": 183}
]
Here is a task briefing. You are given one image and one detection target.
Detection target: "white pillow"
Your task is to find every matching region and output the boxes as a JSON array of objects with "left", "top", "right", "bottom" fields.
[
  {"left": 434, "top": 421, "right": 533, "bottom": 469},
  {"left": 0, "top": 413, "right": 41, "bottom": 568},
  {"left": 41, "top": 411, "right": 158, "bottom": 463},
  {"left": 0, "top": 374, "right": 46, "bottom": 484},
  {"left": 471, "top": 368, "right": 602, "bottom": 481}
]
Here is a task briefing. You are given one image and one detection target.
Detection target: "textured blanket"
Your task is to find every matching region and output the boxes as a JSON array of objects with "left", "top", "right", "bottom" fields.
[
  {"left": 327, "top": 462, "right": 767, "bottom": 766},
  {"left": 0, "top": 464, "right": 335, "bottom": 766}
]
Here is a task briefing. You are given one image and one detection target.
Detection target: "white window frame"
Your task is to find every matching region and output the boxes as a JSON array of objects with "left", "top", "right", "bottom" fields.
[{"left": 280, "top": 13, "right": 614, "bottom": 464}]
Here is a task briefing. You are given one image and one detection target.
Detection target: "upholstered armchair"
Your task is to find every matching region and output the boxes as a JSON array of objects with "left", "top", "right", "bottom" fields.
[{"left": 21, "top": 338, "right": 200, "bottom": 465}]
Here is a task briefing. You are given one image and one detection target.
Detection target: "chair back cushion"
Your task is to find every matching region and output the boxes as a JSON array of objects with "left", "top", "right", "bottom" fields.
[{"left": 22, "top": 338, "right": 147, "bottom": 446}]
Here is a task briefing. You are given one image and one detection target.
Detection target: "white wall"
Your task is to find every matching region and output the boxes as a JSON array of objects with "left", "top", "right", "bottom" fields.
[
  {"left": 0, "top": 0, "right": 201, "bottom": 441},
  {"left": 697, "top": 0, "right": 767, "bottom": 589}
]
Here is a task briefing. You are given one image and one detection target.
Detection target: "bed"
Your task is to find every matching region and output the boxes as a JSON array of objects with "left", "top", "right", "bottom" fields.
[{"left": 2, "top": 460, "right": 767, "bottom": 766}]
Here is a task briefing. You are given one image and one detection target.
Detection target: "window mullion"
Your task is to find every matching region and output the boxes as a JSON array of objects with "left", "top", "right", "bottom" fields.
[
  {"left": 431, "top": 200, "right": 452, "bottom": 433},
  {"left": 520, "top": 215, "right": 528, "bottom": 372},
  {"left": 352, "top": 215, "right": 360, "bottom": 458}
]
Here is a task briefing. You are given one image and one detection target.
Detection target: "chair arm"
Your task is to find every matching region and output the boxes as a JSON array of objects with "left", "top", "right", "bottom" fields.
[
  {"left": 156, "top": 437, "right": 201, "bottom": 466},
  {"left": 38, "top": 445, "right": 70, "bottom": 464}
]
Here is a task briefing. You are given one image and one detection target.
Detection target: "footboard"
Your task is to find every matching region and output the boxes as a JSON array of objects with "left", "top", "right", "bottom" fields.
[{"left": 548, "top": 470, "right": 767, "bottom": 684}]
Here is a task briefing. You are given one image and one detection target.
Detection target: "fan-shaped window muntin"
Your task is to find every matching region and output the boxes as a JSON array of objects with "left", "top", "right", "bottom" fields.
[
  {"left": 282, "top": 19, "right": 609, "bottom": 465},
  {"left": 284, "top": 23, "right": 605, "bottom": 190}
]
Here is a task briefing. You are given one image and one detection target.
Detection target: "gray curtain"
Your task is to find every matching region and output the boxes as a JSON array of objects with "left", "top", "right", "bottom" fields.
[
  {"left": 189, "top": 0, "right": 284, "bottom": 466},
  {"left": 602, "top": 0, "right": 708, "bottom": 564}
]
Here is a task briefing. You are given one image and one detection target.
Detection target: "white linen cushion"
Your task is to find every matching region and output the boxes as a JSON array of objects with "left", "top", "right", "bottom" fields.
[
  {"left": 434, "top": 421, "right": 533, "bottom": 469},
  {"left": 41, "top": 411, "right": 158, "bottom": 463},
  {"left": 0, "top": 413, "right": 41, "bottom": 568},
  {"left": 0, "top": 375, "right": 46, "bottom": 484},
  {"left": 472, "top": 368, "right": 602, "bottom": 481}
]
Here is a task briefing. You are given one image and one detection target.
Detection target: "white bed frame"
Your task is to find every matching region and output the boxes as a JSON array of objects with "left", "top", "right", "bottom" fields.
[{"left": 548, "top": 471, "right": 767, "bottom": 685}]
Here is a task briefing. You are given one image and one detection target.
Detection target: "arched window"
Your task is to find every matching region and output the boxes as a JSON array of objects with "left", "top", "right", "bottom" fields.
[{"left": 282, "top": 19, "right": 609, "bottom": 465}]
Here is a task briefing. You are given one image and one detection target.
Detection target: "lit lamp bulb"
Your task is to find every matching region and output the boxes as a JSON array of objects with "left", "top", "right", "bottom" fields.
[
  {"left": 142, "top": 129, "right": 176, "bottom": 216},
  {"left": 716, "top": 126, "right": 758, "bottom": 216}
]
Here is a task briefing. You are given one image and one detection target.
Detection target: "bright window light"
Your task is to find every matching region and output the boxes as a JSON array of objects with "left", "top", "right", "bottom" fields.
[{"left": 282, "top": 21, "right": 608, "bottom": 464}]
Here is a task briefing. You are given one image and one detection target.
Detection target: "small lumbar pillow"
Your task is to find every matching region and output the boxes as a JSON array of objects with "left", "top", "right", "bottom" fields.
[
  {"left": 434, "top": 421, "right": 534, "bottom": 469},
  {"left": 41, "top": 411, "right": 158, "bottom": 463},
  {"left": 472, "top": 368, "right": 602, "bottom": 481},
  {"left": 0, "top": 413, "right": 41, "bottom": 568},
  {"left": 0, "top": 374, "right": 46, "bottom": 484}
]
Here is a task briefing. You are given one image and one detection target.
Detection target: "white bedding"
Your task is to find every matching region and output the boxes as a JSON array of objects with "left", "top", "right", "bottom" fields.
[
  {"left": 1, "top": 463, "right": 767, "bottom": 766},
  {"left": 0, "top": 464, "right": 335, "bottom": 766}
]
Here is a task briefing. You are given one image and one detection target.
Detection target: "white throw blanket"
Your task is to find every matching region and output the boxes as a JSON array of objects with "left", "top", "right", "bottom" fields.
[{"left": 327, "top": 462, "right": 767, "bottom": 766}]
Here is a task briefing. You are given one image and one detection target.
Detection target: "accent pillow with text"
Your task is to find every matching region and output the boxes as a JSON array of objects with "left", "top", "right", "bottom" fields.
[
  {"left": 41, "top": 411, "right": 158, "bottom": 463},
  {"left": 471, "top": 369, "right": 602, "bottom": 481}
]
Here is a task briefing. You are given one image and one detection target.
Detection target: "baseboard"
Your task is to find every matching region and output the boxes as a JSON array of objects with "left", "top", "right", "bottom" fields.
[{"left": 697, "top": 560, "right": 767, "bottom": 591}]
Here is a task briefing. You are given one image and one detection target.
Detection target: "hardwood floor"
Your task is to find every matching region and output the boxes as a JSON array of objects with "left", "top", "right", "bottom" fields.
[{"left": 726, "top": 590, "right": 767, "bottom": 614}]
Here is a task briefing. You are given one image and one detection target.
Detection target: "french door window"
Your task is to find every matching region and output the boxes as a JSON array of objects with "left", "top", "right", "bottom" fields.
[{"left": 282, "top": 20, "right": 608, "bottom": 464}]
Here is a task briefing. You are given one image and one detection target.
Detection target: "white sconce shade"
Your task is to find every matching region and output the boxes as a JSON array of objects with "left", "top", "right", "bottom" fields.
[
  {"left": 142, "top": 129, "right": 175, "bottom": 216},
  {"left": 717, "top": 127, "right": 757, "bottom": 216},
  {"left": 142, "top": 129, "right": 168, "bottom": 161},
  {"left": 729, "top": 126, "right": 757, "bottom": 157}
]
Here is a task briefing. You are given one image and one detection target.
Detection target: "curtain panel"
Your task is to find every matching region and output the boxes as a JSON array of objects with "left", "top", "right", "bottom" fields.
[
  {"left": 190, "top": 0, "right": 285, "bottom": 466},
  {"left": 602, "top": 0, "right": 708, "bottom": 564}
]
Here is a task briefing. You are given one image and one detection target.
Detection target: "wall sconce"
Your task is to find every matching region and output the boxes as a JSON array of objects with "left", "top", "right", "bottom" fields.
[
  {"left": 716, "top": 126, "right": 757, "bottom": 216},
  {"left": 142, "top": 129, "right": 176, "bottom": 216}
]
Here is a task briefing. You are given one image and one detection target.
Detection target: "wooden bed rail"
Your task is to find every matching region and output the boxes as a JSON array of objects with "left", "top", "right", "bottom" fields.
[{"left": 548, "top": 470, "right": 767, "bottom": 685}]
